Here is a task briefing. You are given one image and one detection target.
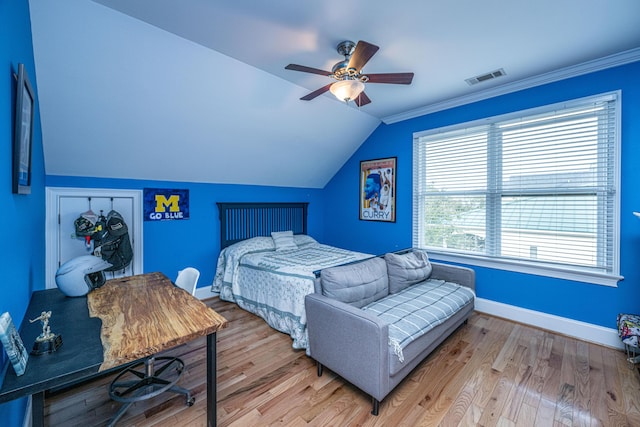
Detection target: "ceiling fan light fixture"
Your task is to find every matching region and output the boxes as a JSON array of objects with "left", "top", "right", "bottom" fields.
[
  {"left": 330, "top": 79, "right": 365, "bottom": 103},
  {"left": 286, "top": 39, "right": 411, "bottom": 106}
]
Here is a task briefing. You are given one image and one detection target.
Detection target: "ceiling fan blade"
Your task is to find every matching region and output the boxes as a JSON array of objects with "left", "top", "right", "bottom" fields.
[
  {"left": 300, "top": 83, "right": 334, "bottom": 101},
  {"left": 285, "top": 64, "right": 333, "bottom": 76},
  {"left": 348, "top": 41, "right": 379, "bottom": 71},
  {"left": 354, "top": 91, "right": 371, "bottom": 107},
  {"left": 366, "top": 73, "right": 414, "bottom": 84}
]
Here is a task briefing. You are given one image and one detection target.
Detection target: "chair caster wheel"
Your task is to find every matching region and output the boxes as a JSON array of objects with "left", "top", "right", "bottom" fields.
[{"left": 187, "top": 397, "right": 195, "bottom": 406}]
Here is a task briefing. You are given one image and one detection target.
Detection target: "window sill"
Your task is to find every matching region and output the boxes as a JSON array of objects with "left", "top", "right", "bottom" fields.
[{"left": 425, "top": 250, "right": 623, "bottom": 287}]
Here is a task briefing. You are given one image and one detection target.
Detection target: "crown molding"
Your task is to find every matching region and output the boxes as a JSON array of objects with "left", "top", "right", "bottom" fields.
[{"left": 382, "top": 47, "right": 640, "bottom": 125}]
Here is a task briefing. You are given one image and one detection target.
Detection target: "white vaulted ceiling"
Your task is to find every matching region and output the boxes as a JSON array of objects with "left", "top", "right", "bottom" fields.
[{"left": 28, "top": 0, "right": 640, "bottom": 188}]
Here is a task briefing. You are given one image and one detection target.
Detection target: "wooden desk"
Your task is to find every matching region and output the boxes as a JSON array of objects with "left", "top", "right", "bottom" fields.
[{"left": 0, "top": 272, "right": 227, "bottom": 426}]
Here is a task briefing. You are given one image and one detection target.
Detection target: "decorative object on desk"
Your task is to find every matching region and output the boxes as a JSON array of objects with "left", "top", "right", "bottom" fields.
[
  {"left": 29, "top": 310, "right": 63, "bottom": 355},
  {"left": 0, "top": 312, "right": 29, "bottom": 376},
  {"left": 360, "top": 157, "right": 396, "bottom": 222}
]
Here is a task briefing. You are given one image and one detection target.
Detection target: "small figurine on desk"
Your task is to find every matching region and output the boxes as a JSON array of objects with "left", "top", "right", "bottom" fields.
[{"left": 29, "top": 310, "right": 63, "bottom": 355}]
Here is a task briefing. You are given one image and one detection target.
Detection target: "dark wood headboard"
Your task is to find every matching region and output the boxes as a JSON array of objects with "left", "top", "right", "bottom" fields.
[{"left": 217, "top": 202, "right": 309, "bottom": 249}]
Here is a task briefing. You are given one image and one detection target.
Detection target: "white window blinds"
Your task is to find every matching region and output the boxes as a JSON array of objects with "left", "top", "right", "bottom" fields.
[{"left": 413, "top": 92, "right": 620, "bottom": 281}]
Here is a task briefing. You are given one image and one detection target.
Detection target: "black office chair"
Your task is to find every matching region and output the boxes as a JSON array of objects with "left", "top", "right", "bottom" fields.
[{"left": 106, "top": 268, "right": 200, "bottom": 426}]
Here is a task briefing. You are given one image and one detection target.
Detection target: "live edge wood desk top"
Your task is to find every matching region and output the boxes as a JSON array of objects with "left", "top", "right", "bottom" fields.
[
  {"left": 0, "top": 272, "right": 227, "bottom": 409},
  {"left": 88, "top": 272, "right": 227, "bottom": 371}
]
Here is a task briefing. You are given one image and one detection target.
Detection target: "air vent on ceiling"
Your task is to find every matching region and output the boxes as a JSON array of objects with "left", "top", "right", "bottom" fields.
[{"left": 465, "top": 68, "right": 506, "bottom": 86}]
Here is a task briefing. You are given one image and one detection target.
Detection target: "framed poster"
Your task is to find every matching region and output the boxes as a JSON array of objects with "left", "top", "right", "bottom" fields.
[
  {"left": 0, "top": 312, "right": 29, "bottom": 376},
  {"left": 360, "top": 157, "right": 396, "bottom": 222},
  {"left": 12, "top": 63, "right": 34, "bottom": 195},
  {"left": 143, "top": 188, "right": 190, "bottom": 221}
]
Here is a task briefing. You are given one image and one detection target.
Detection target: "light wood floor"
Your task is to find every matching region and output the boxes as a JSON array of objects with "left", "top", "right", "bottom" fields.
[{"left": 44, "top": 297, "right": 640, "bottom": 426}]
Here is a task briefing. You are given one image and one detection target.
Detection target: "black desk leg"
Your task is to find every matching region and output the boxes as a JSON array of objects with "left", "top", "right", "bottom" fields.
[
  {"left": 207, "top": 332, "right": 217, "bottom": 427},
  {"left": 32, "top": 391, "right": 44, "bottom": 427}
]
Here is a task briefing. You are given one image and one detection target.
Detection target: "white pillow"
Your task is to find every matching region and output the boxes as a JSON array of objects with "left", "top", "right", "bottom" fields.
[
  {"left": 293, "top": 234, "right": 317, "bottom": 247},
  {"left": 271, "top": 230, "right": 298, "bottom": 251}
]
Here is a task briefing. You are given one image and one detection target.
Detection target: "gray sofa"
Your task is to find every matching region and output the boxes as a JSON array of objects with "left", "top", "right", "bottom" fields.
[{"left": 305, "top": 249, "right": 475, "bottom": 415}]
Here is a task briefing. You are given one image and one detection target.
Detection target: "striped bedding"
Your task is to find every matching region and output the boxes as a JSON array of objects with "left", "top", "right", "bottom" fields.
[
  {"left": 362, "top": 279, "right": 475, "bottom": 362},
  {"left": 213, "top": 235, "right": 370, "bottom": 351}
]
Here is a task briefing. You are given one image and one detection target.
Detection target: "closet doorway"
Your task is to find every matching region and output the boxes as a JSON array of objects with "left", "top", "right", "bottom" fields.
[{"left": 45, "top": 187, "right": 143, "bottom": 289}]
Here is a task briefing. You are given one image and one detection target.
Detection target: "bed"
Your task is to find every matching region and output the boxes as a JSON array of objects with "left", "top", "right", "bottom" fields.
[{"left": 212, "top": 202, "right": 371, "bottom": 351}]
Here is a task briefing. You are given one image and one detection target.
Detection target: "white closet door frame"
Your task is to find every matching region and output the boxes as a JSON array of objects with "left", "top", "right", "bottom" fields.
[{"left": 45, "top": 187, "right": 144, "bottom": 289}]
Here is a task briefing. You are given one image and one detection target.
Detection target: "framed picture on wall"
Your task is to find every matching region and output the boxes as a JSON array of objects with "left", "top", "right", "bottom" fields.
[
  {"left": 359, "top": 157, "right": 396, "bottom": 222},
  {"left": 13, "top": 63, "right": 34, "bottom": 195}
]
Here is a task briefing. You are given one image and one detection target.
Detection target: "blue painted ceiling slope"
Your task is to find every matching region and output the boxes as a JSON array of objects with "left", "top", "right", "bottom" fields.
[{"left": 27, "top": 0, "right": 640, "bottom": 188}]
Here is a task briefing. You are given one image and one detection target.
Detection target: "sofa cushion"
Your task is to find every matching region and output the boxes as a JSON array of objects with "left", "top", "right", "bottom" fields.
[
  {"left": 321, "top": 257, "right": 389, "bottom": 308},
  {"left": 384, "top": 250, "right": 432, "bottom": 294},
  {"left": 362, "top": 278, "right": 475, "bottom": 365}
]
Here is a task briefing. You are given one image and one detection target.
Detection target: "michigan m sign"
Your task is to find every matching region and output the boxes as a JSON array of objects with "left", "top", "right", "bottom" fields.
[{"left": 144, "top": 188, "right": 190, "bottom": 221}]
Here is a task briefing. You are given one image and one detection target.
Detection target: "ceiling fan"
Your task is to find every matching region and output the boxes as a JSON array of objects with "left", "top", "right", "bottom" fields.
[{"left": 285, "top": 40, "right": 414, "bottom": 107}]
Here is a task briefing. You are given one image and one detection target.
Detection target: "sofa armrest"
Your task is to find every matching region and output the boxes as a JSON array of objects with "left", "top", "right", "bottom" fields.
[
  {"left": 305, "top": 293, "right": 390, "bottom": 401},
  {"left": 430, "top": 262, "right": 476, "bottom": 292}
]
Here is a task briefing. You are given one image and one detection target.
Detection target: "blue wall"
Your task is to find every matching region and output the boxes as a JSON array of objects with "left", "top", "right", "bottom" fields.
[
  {"left": 0, "top": 0, "right": 46, "bottom": 424},
  {"left": 46, "top": 176, "right": 325, "bottom": 288},
  {"left": 2, "top": 0, "right": 639, "bottom": 424},
  {"left": 322, "top": 61, "right": 640, "bottom": 330}
]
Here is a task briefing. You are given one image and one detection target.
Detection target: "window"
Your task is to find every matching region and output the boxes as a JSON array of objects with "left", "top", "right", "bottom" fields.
[{"left": 413, "top": 92, "right": 621, "bottom": 286}]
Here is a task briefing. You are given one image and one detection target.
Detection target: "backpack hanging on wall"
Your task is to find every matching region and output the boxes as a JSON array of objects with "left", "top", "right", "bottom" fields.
[{"left": 93, "top": 210, "right": 133, "bottom": 272}]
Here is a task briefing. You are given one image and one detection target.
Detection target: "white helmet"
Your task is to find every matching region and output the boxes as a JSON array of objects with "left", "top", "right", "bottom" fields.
[{"left": 55, "top": 255, "right": 113, "bottom": 297}]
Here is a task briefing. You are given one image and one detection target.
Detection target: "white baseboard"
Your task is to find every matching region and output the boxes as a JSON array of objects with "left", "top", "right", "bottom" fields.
[
  {"left": 475, "top": 297, "right": 624, "bottom": 350},
  {"left": 194, "top": 286, "right": 218, "bottom": 301}
]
